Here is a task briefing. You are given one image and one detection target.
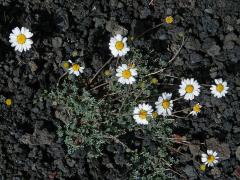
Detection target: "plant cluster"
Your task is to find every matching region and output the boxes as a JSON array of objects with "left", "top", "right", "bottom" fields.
[
  {"left": 45, "top": 45, "right": 177, "bottom": 178},
  {"left": 2, "top": 15, "right": 228, "bottom": 177}
]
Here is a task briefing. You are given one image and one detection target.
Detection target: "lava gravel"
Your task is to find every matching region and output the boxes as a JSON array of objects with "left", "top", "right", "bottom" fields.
[{"left": 0, "top": 0, "right": 240, "bottom": 179}]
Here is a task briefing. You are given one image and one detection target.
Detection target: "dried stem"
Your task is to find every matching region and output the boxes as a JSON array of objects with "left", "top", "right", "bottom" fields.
[
  {"left": 201, "top": 84, "right": 211, "bottom": 87},
  {"left": 57, "top": 72, "right": 68, "bottom": 87},
  {"left": 90, "top": 82, "right": 109, "bottom": 91},
  {"left": 172, "top": 107, "right": 190, "bottom": 114},
  {"left": 172, "top": 97, "right": 182, "bottom": 102},
  {"left": 170, "top": 114, "right": 188, "bottom": 119},
  {"left": 144, "top": 68, "right": 165, "bottom": 78},
  {"left": 134, "top": 89, "right": 144, "bottom": 101},
  {"left": 167, "top": 36, "right": 186, "bottom": 64},
  {"left": 104, "top": 135, "right": 133, "bottom": 152},
  {"left": 89, "top": 56, "right": 113, "bottom": 84},
  {"left": 149, "top": 0, "right": 155, "bottom": 5},
  {"left": 119, "top": 86, "right": 131, "bottom": 113},
  {"left": 144, "top": 35, "right": 186, "bottom": 77},
  {"left": 164, "top": 74, "right": 181, "bottom": 79},
  {"left": 134, "top": 23, "right": 163, "bottom": 41}
]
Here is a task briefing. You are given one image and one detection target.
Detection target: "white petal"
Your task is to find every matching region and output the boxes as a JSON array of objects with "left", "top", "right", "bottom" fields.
[
  {"left": 115, "top": 34, "right": 122, "bottom": 41},
  {"left": 207, "top": 150, "right": 213, "bottom": 155},
  {"left": 13, "top": 27, "right": 21, "bottom": 36}
]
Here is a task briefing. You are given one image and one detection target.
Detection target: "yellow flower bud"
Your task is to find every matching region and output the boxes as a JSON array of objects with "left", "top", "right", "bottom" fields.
[
  {"left": 104, "top": 70, "right": 111, "bottom": 77},
  {"left": 5, "top": 98, "right": 12, "bottom": 106},
  {"left": 63, "top": 61, "right": 70, "bottom": 69},
  {"left": 165, "top": 16, "right": 174, "bottom": 24},
  {"left": 152, "top": 111, "right": 158, "bottom": 119},
  {"left": 71, "top": 50, "right": 78, "bottom": 57},
  {"left": 151, "top": 78, "right": 158, "bottom": 85},
  {"left": 130, "top": 36, "right": 134, "bottom": 41},
  {"left": 200, "top": 164, "right": 206, "bottom": 171}
]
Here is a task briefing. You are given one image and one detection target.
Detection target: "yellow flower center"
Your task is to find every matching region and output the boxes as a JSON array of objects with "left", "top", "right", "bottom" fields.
[
  {"left": 162, "top": 100, "right": 170, "bottom": 109},
  {"left": 72, "top": 64, "right": 80, "bottom": 71},
  {"left": 216, "top": 84, "right": 224, "bottom": 92},
  {"left": 185, "top": 85, "right": 194, "bottom": 93},
  {"left": 115, "top": 41, "right": 124, "bottom": 50},
  {"left": 122, "top": 69, "right": 132, "bottom": 79},
  {"left": 139, "top": 110, "right": 148, "bottom": 120},
  {"left": 5, "top": 99, "right": 12, "bottom": 106},
  {"left": 165, "top": 16, "right": 174, "bottom": 24},
  {"left": 207, "top": 155, "right": 215, "bottom": 163},
  {"left": 193, "top": 104, "right": 201, "bottom": 113},
  {"left": 17, "top": 34, "right": 26, "bottom": 44}
]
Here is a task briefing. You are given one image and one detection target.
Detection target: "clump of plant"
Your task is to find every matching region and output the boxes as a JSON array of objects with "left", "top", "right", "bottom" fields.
[
  {"left": 0, "top": 11, "right": 229, "bottom": 177},
  {"left": 44, "top": 40, "right": 182, "bottom": 177}
]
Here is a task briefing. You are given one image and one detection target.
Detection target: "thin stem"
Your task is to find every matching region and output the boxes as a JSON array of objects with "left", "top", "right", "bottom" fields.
[
  {"left": 165, "top": 168, "right": 186, "bottom": 179},
  {"left": 165, "top": 118, "right": 175, "bottom": 121},
  {"left": 57, "top": 72, "right": 68, "bottom": 87},
  {"left": 104, "top": 135, "right": 133, "bottom": 152},
  {"left": 98, "top": 92, "right": 118, "bottom": 104},
  {"left": 134, "top": 89, "right": 144, "bottom": 101},
  {"left": 164, "top": 74, "right": 181, "bottom": 79},
  {"left": 143, "top": 68, "right": 165, "bottom": 78},
  {"left": 133, "top": 23, "right": 163, "bottom": 41},
  {"left": 172, "top": 97, "right": 182, "bottom": 102},
  {"left": 172, "top": 107, "right": 190, "bottom": 114},
  {"left": 149, "top": 0, "right": 155, "bottom": 5},
  {"left": 90, "top": 82, "right": 109, "bottom": 91},
  {"left": 170, "top": 115, "right": 188, "bottom": 119},
  {"left": 119, "top": 87, "right": 130, "bottom": 113},
  {"left": 89, "top": 56, "right": 113, "bottom": 84},
  {"left": 160, "top": 83, "right": 177, "bottom": 86},
  {"left": 143, "top": 36, "right": 186, "bottom": 78},
  {"left": 168, "top": 146, "right": 201, "bottom": 166},
  {"left": 167, "top": 36, "right": 186, "bottom": 64},
  {"left": 201, "top": 84, "right": 211, "bottom": 87},
  {"left": 115, "top": 56, "right": 120, "bottom": 67}
]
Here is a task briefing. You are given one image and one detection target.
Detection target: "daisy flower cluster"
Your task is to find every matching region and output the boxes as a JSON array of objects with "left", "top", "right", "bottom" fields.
[
  {"left": 105, "top": 34, "right": 229, "bottom": 125},
  {"left": 7, "top": 25, "right": 229, "bottom": 126},
  {"left": 8, "top": 27, "right": 86, "bottom": 77},
  {"left": 131, "top": 77, "right": 228, "bottom": 125},
  {"left": 177, "top": 78, "right": 228, "bottom": 117}
]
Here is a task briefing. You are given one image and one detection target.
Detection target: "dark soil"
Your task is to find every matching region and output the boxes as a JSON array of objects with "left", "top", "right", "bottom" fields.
[{"left": 0, "top": 0, "right": 240, "bottom": 179}]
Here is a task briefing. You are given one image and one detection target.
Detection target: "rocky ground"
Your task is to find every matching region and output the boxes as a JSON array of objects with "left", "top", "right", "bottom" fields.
[{"left": 0, "top": 0, "right": 240, "bottom": 179}]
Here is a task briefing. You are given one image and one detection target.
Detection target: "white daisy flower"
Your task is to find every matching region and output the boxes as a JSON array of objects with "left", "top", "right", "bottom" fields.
[
  {"left": 109, "top": 34, "right": 130, "bottom": 57},
  {"left": 179, "top": 78, "right": 200, "bottom": 100},
  {"left": 201, "top": 150, "right": 219, "bottom": 167},
  {"left": 116, "top": 64, "right": 137, "bottom": 84},
  {"left": 133, "top": 103, "right": 153, "bottom": 125},
  {"left": 190, "top": 103, "right": 202, "bottom": 116},
  {"left": 9, "top": 27, "right": 33, "bottom": 52},
  {"left": 210, "top": 78, "right": 229, "bottom": 98},
  {"left": 68, "top": 60, "right": 84, "bottom": 76},
  {"left": 155, "top": 92, "right": 173, "bottom": 117}
]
